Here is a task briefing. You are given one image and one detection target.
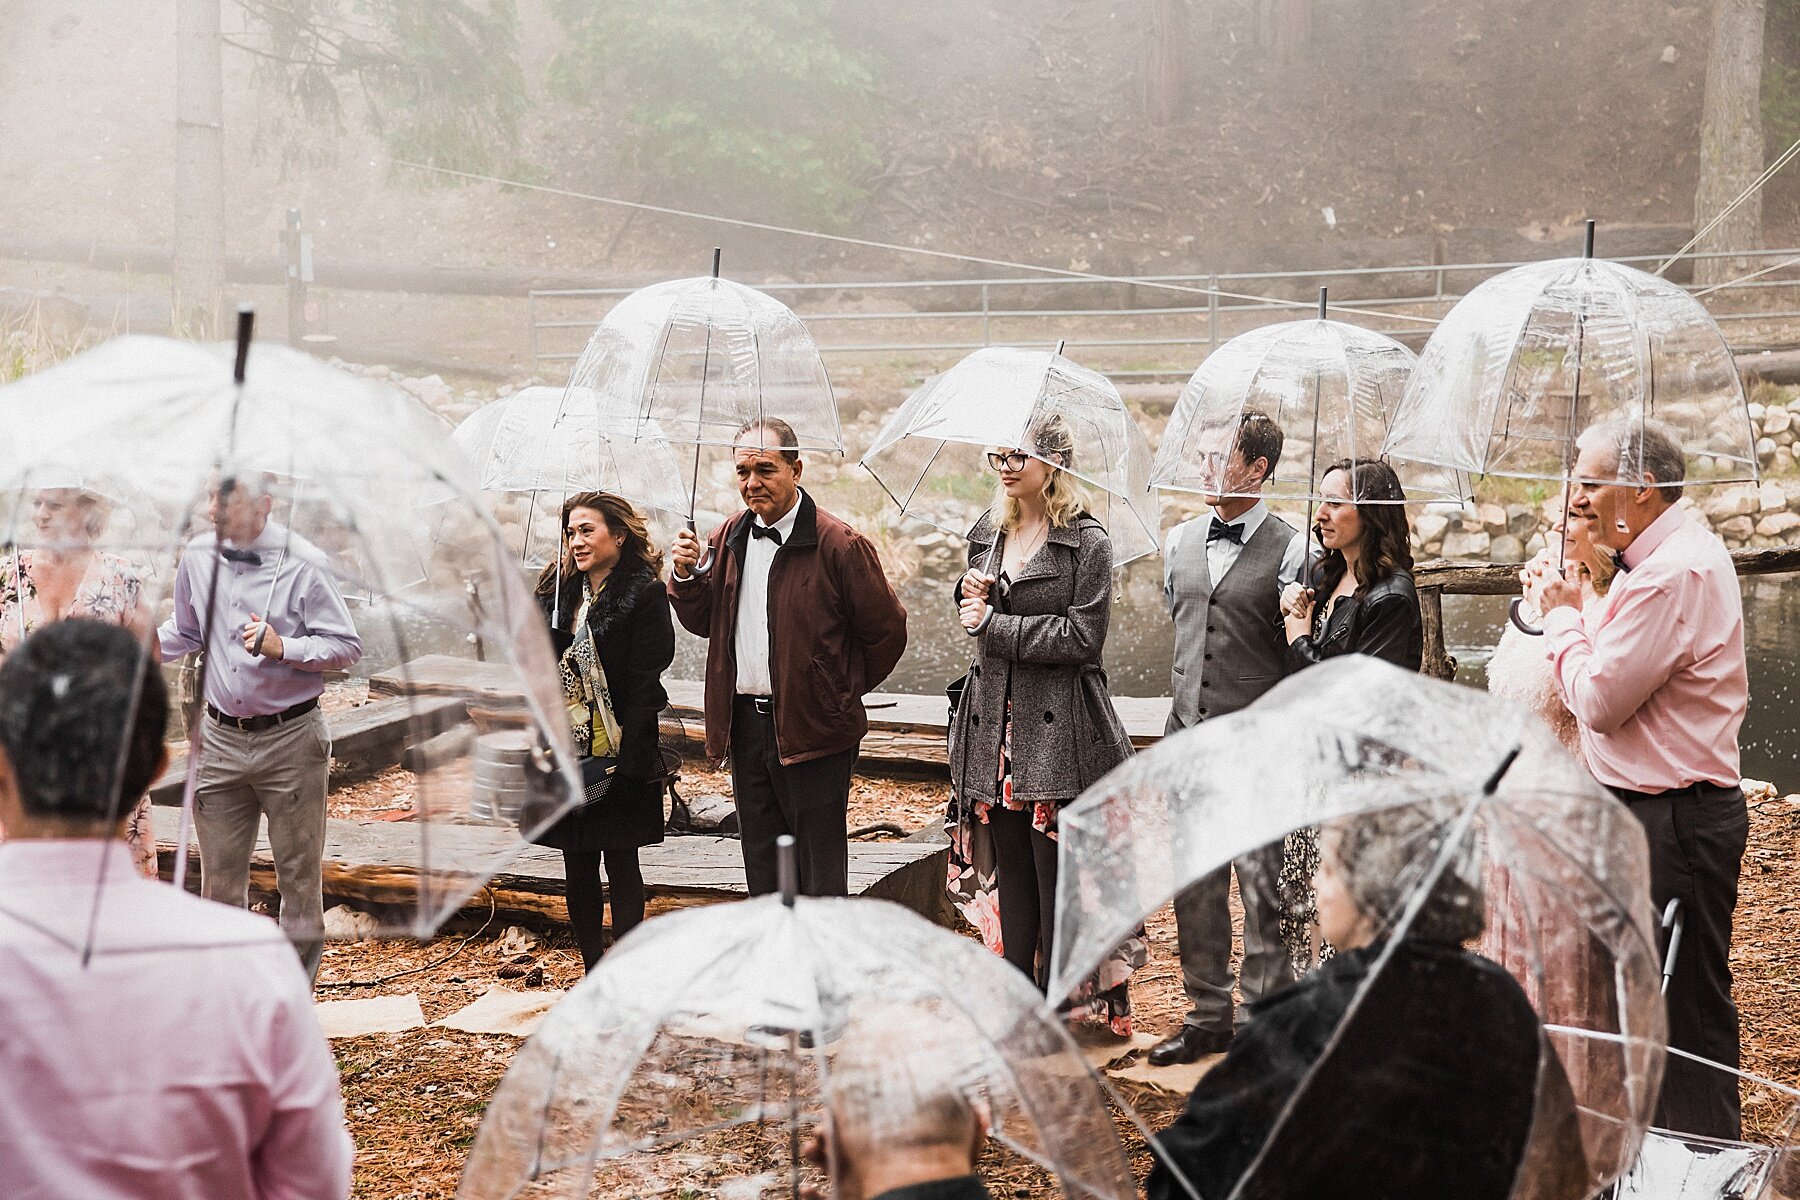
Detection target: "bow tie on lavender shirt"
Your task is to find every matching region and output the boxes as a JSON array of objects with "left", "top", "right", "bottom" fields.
[
  {"left": 750, "top": 523, "right": 784, "bottom": 546},
  {"left": 1206, "top": 518, "right": 1245, "bottom": 545},
  {"left": 220, "top": 546, "right": 262, "bottom": 566}
]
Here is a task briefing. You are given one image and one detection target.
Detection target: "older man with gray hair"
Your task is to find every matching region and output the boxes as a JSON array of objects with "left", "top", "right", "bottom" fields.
[
  {"left": 1523, "top": 417, "right": 1749, "bottom": 1140},
  {"left": 813, "top": 1006, "right": 992, "bottom": 1200}
]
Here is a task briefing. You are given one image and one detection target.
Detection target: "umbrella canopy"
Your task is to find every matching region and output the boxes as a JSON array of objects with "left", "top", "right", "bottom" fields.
[
  {"left": 457, "top": 894, "right": 1134, "bottom": 1200},
  {"left": 859, "top": 346, "right": 1161, "bottom": 565},
  {"left": 451, "top": 385, "right": 690, "bottom": 567},
  {"left": 561, "top": 269, "right": 841, "bottom": 520},
  {"left": 1153, "top": 314, "right": 1457, "bottom": 504},
  {"left": 1050, "top": 657, "right": 1664, "bottom": 1199},
  {"left": 1381, "top": 253, "right": 1759, "bottom": 490},
  {"left": 1612, "top": 1053, "right": 1800, "bottom": 1198},
  {"left": 0, "top": 334, "right": 582, "bottom": 951},
  {"left": 452, "top": 386, "right": 688, "bottom": 510}
]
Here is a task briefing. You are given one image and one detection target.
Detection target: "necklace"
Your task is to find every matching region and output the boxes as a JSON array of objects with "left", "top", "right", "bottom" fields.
[{"left": 1008, "top": 519, "right": 1049, "bottom": 568}]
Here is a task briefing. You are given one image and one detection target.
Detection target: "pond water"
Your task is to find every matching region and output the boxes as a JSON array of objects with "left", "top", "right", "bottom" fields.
[{"left": 667, "top": 561, "right": 1800, "bottom": 791}]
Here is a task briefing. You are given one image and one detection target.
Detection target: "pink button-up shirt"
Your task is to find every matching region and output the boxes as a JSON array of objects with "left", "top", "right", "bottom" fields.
[
  {"left": 1543, "top": 504, "right": 1746, "bottom": 792},
  {"left": 0, "top": 840, "right": 353, "bottom": 1200}
]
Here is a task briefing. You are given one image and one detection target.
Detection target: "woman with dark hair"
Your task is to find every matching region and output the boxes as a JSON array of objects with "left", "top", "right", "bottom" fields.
[
  {"left": 533, "top": 491, "right": 675, "bottom": 971},
  {"left": 1146, "top": 804, "right": 1586, "bottom": 1200},
  {"left": 1280, "top": 458, "right": 1423, "bottom": 672},
  {"left": 1274, "top": 459, "right": 1423, "bottom": 973}
]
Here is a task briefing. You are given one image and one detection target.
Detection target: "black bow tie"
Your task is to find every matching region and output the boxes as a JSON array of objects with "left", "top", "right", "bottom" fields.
[
  {"left": 220, "top": 546, "right": 262, "bottom": 566},
  {"left": 1206, "top": 518, "right": 1244, "bottom": 545},
  {"left": 750, "top": 523, "right": 784, "bottom": 546}
]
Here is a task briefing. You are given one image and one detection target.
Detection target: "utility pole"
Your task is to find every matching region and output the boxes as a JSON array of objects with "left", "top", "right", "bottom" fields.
[{"left": 174, "top": 0, "right": 226, "bottom": 335}]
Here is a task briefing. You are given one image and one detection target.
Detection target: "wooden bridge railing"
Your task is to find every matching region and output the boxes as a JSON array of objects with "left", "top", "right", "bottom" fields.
[{"left": 1414, "top": 544, "right": 1800, "bottom": 681}]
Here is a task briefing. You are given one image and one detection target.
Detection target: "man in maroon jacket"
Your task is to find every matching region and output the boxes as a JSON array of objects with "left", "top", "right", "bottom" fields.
[{"left": 669, "top": 418, "right": 908, "bottom": 896}]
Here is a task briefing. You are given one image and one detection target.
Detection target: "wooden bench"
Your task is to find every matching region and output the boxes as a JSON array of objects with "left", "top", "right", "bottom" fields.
[{"left": 151, "top": 807, "right": 952, "bottom": 929}]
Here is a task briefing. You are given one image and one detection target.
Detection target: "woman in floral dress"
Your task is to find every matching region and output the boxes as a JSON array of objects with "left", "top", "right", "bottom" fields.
[{"left": 0, "top": 488, "right": 156, "bottom": 876}]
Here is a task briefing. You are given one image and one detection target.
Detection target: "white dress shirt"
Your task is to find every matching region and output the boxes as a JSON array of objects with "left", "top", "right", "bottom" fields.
[
  {"left": 1164, "top": 501, "right": 1307, "bottom": 592},
  {"left": 734, "top": 494, "right": 804, "bottom": 696}
]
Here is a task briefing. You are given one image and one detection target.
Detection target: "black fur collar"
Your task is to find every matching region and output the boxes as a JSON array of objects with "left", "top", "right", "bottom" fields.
[{"left": 539, "top": 558, "right": 661, "bottom": 640}]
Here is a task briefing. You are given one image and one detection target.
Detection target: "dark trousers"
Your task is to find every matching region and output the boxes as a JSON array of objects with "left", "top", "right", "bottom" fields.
[
  {"left": 1172, "top": 842, "right": 1293, "bottom": 1033},
  {"left": 730, "top": 697, "right": 855, "bottom": 897},
  {"left": 1610, "top": 782, "right": 1748, "bottom": 1140},
  {"left": 988, "top": 805, "right": 1059, "bottom": 989},
  {"left": 561, "top": 847, "right": 645, "bottom": 972}
]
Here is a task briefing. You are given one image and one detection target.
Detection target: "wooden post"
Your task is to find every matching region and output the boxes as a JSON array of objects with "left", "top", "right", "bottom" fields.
[
  {"left": 174, "top": 0, "right": 225, "bottom": 335},
  {"left": 1694, "top": 0, "right": 1767, "bottom": 287},
  {"left": 1418, "top": 585, "right": 1458, "bottom": 681}
]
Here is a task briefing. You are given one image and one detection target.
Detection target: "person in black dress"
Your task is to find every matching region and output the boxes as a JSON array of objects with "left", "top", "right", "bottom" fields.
[
  {"left": 1146, "top": 804, "right": 1587, "bottom": 1200},
  {"left": 534, "top": 491, "right": 675, "bottom": 971},
  {"left": 1273, "top": 457, "right": 1425, "bottom": 968}
]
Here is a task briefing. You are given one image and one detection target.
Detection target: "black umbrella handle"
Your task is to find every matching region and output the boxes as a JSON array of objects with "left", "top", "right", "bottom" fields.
[{"left": 1507, "top": 596, "right": 1544, "bottom": 637}]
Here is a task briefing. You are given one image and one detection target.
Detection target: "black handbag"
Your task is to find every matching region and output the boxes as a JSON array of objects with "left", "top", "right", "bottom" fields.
[{"left": 580, "top": 754, "right": 618, "bottom": 807}]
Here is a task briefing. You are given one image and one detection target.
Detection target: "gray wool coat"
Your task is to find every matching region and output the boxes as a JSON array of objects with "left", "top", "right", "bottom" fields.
[{"left": 948, "top": 510, "right": 1132, "bottom": 809}]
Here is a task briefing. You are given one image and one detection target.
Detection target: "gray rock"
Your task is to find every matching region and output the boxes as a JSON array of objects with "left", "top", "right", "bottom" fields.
[
  {"left": 1504, "top": 503, "right": 1537, "bottom": 537},
  {"left": 1489, "top": 534, "right": 1526, "bottom": 562},
  {"left": 1441, "top": 530, "right": 1492, "bottom": 558}
]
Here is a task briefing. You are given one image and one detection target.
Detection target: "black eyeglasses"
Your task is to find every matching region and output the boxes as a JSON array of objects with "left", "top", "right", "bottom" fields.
[{"left": 986, "top": 451, "right": 1033, "bottom": 472}]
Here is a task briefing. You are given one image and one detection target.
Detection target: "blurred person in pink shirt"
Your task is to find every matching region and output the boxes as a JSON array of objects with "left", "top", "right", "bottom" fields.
[
  {"left": 1523, "top": 418, "right": 1749, "bottom": 1141},
  {"left": 0, "top": 619, "right": 352, "bottom": 1200}
]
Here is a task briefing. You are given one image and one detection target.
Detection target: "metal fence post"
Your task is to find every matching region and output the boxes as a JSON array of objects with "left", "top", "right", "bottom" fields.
[
  {"left": 981, "top": 283, "right": 991, "bottom": 346},
  {"left": 527, "top": 292, "right": 540, "bottom": 374},
  {"left": 1207, "top": 275, "right": 1219, "bottom": 348}
]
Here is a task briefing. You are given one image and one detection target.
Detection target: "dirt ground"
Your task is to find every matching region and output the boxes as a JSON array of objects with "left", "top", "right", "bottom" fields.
[{"left": 316, "top": 774, "right": 1800, "bottom": 1199}]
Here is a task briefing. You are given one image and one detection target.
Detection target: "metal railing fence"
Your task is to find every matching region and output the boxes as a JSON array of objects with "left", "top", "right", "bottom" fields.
[{"left": 527, "top": 247, "right": 1800, "bottom": 379}]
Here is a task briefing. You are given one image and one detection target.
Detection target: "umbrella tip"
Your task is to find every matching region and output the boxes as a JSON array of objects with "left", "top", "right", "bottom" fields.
[
  {"left": 1482, "top": 744, "right": 1522, "bottom": 795},
  {"left": 711, "top": 247, "right": 722, "bottom": 278},
  {"left": 777, "top": 834, "right": 798, "bottom": 907},
  {"left": 1317, "top": 286, "right": 1328, "bottom": 320},
  {"left": 233, "top": 305, "right": 256, "bottom": 384},
  {"left": 1583, "top": 219, "right": 1596, "bottom": 260},
  {"left": 1053, "top": 338, "right": 1066, "bottom": 357}
]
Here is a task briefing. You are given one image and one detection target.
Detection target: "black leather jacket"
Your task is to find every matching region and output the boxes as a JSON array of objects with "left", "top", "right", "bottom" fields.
[{"left": 1285, "top": 569, "right": 1423, "bottom": 672}]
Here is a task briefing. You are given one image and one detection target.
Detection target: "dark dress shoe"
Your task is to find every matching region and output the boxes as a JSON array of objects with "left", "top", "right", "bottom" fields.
[{"left": 1147, "top": 1025, "right": 1234, "bottom": 1067}]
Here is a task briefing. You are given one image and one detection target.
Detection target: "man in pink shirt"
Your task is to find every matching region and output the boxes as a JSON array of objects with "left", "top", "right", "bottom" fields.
[
  {"left": 1526, "top": 418, "right": 1749, "bottom": 1140},
  {"left": 0, "top": 619, "right": 353, "bottom": 1199}
]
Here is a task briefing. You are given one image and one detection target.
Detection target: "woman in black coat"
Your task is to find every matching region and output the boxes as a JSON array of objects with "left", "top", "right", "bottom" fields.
[
  {"left": 534, "top": 491, "right": 675, "bottom": 971},
  {"left": 1146, "top": 805, "right": 1587, "bottom": 1200},
  {"left": 1279, "top": 457, "right": 1422, "bottom": 672}
]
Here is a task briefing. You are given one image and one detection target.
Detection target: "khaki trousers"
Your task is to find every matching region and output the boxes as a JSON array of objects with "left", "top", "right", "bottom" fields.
[{"left": 194, "top": 708, "right": 330, "bottom": 980}]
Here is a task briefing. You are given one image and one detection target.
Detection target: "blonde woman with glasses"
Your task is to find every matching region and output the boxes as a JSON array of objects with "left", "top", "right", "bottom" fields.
[{"left": 945, "top": 415, "right": 1144, "bottom": 1037}]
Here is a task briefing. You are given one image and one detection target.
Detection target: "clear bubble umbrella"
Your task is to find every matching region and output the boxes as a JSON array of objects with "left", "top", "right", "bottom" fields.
[
  {"left": 1153, "top": 289, "right": 1461, "bottom": 581},
  {"left": 1613, "top": 1055, "right": 1800, "bottom": 1199},
  {"left": 1051, "top": 656, "right": 1666, "bottom": 1200},
  {"left": 1380, "top": 221, "right": 1760, "bottom": 630},
  {"left": 858, "top": 344, "right": 1161, "bottom": 568},
  {"left": 457, "top": 848, "right": 1135, "bottom": 1200},
  {"left": 451, "top": 384, "right": 690, "bottom": 567},
  {"left": 0, "top": 323, "right": 582, "bottom": 955},
  {"left": 561, "top": 252, "right": 842, "bottom": 532}
]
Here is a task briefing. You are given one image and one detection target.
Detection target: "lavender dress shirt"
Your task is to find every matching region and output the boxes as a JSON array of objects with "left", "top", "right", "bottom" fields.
[
  {"left": 157, "top": 522, "right": 363, "bottom": 718},
  {"left": 0, "top": 839, "right": 353, "bottom": 1199}
]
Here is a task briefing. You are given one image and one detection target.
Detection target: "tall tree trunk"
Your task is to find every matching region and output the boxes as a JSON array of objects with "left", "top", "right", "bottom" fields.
[
  {"left": 1694, "top": 0, "right": 1766, "bottom": 288},
  {"left": 1144, "top": 0, "right": 1190, "bottom": 126},
  {"left": 1255, "top": 0, "right": 1314, "bottom": 64},
  {"left": 174, "top": 0, "right": 225, "bottom": 335}
]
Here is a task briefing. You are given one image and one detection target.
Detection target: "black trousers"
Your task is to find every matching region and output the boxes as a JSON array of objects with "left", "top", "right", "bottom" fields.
[
  {"left": 562, "top": 848, "right": 645, "bottom": 972},
  {"left": 1610, "top": 782, "right": 1748, "bottom": 1140},
  {"left": 987, "top": 804, "right": 1059, "bottom": 990},
  {"left": 730, "top": 697, "right": 855, "bottom": 897}
]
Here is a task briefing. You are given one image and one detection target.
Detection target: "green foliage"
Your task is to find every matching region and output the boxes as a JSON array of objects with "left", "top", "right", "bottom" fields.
[
  {"left": 547, "top": 0, "right": 881, "bottom": 226},
  {"left": 233, "top": 0, "right": 526, "bottom": 174}
]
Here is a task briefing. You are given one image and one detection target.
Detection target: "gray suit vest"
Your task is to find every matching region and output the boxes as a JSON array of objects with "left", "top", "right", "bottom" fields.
[{"left": 1166, "top": 514, "right": 1298, "bottom": 729}]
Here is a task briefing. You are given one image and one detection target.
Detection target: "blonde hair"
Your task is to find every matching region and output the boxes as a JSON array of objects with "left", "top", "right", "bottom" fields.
[{"left": 991, "top": 413, "right": 1091, "bottom": 531}]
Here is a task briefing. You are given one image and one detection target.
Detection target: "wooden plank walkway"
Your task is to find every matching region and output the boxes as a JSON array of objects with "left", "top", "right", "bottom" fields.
[
  {"left": 151, "top": 807, "right": 951, "bottom": 929},
  {"left": 369, "top": 655, "right": 1174, "bottom": 778}
]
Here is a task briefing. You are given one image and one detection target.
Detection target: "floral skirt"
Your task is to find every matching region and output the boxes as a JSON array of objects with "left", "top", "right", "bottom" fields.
[
  {"left": 1277, "top": 826, "right": 1332, "bottom": 974},
  {"left": 946, "top": 704, "right": 1146, "bottom": 1037}
]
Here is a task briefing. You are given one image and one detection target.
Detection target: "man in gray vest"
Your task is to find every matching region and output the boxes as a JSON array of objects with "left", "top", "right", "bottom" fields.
[{"left": 1149, "top": 409, "right": 1307, "bottom": 1067}]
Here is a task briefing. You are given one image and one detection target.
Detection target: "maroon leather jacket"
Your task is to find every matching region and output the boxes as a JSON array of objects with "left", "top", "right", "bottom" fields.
[{"left": 668, "top": 493, "right": 908, "bottom": 765}]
